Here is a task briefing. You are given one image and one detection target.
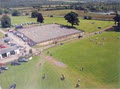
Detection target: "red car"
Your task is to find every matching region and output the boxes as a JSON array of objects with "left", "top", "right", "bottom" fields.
[{"left": 0, "top": 45, "right": 6, "bottom": 48}]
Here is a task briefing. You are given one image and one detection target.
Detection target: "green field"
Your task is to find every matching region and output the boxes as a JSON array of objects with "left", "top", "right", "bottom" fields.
[
  {"left": 11, "top": 16, "right": 114, "bottom": 33},
  {"left": 49, "top": 32, "right": 120, "bottom": 88},
  {"left": 0, "top": 32, "right": 120, "bottom": 89}
]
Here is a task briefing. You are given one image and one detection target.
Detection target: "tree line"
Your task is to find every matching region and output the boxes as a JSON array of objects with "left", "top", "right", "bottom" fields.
[{"left": 0, "top": 11, "right": 120, "bottom": 31}]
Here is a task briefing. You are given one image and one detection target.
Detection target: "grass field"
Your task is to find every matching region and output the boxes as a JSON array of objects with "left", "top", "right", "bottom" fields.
[
  {"left": 49, "top": 32, "right": 120, "bottom": 88},
  {"left": 0, "top": 32, "right": 119, "bottom": 89},
  {"left": 0, "top": 56, "right": 75, "bottom": 89},
  {"left": 11, "top": 16, "right": 114, "bottom": 33}
]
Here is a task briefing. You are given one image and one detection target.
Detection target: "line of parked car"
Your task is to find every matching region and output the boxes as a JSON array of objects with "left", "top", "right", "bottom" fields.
[
  {"left": 11, "top": 57, "right": 28, "bottom": 66},
  {"left": 0, "top": 56, "right": 32, "bottom": 74},
  {"left": 11, "top": 22, "right": 41, "bottom": 28},
  {"left": 11, "top": 30, "right": 36, "bottom": 47},
  {"left": 0, "top": 56, "right": 32, "bottom": 89}
]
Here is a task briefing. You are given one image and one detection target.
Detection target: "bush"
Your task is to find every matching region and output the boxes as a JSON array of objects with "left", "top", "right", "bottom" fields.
[
  {"left": 25, "top": 13, "right": 29, "bottom": 16},
  {"left": 0, "top": 9, "right": 3, "bottom": 15},
  {"left": 4, "top": 9, "right": 9, "bottom": 14},
  {"left": 12, "top": 10, "right": 20, "bottom": 16},
  {"left": 84, "top": 16, "right": 92, "bottom": 20},
  {"left": 29, "top": 49, "right": 33, "bottom": 54},
  {"left": 1, "top": 15, "right": 11, "bottom": 28},
  {"left": 50, "top": 15, "right": 53, "bottom": 17},
  {"left": 37, "top": 13, "right": 44, "bottom": 23},
  {"left": 31, "top": 10, "right": 38, "bottom": 18}
]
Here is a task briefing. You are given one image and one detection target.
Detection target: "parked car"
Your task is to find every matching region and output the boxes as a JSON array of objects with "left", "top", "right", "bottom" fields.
[
  {"left": 8, "top": 30, "right": 14, "bottom": 33},
  {"left": 9, "top": 84, "right": 16, "bottom": 89},
  {"left": 17, "top": 45, "right": 23, "bottom": 50},
  {"left": 13, "top": 31, "right": 17, "bottom": 35},
  {"left": 4, "top": 38, "right": 10, "bottom": 43},
  {"left": 0, "top": 44, "right": 6, "bottom": 48},
  {"left": 10, "top": 43, "right": 17, "bottom": 46},
  {"left": 22, "top": 37, "right": 28, "bottom": 42},
  {"left": 28, "top": 41, "right": 36, "bottom": 47},
  {"left": 78, "top": 35, "right": 83, "bottom": 38},
  {"left": 0, "top": 66, "right": 8, "bottom": 70},
  {"left": 15, "top": 25, "right": 23, "bottom": 29},
  {"left": 18, "top": 58, "right": 28, "bottom": 62},
  {"left": 0, "top": 69, "right": 3, "bottom": 74},
  {"left": 11, "top": 61, "right": 21, "bottom": 66}
]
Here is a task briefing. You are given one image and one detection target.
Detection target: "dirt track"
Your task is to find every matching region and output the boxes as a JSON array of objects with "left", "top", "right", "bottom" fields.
[{"left": 45, "top": 56, "right": 67, "bottom": 67}]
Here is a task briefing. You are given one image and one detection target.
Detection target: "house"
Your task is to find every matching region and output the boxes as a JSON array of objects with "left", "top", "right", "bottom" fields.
[
  {"left": 0, "top": 46, "right": 20, "bottom": 59},
  {"left": 0, "top": 37, "right": 20, "bottom": 59}
]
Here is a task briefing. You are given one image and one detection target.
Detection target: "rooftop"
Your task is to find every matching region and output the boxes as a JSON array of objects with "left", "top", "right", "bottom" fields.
[
  {"left": 18, "top": 24, "right": 82, "bottom": 43},
  {"left": 0, "top": 46, "right": 18, "bottom": 54}
]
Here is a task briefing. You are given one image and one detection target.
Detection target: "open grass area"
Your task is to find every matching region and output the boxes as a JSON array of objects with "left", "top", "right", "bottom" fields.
[
  {"left": 0, "top": 32, "right": 119, "bottom": 89},
  {"left": 0, "top": 32, "right": 120, "bottom": 89},
  {"left": 11, "top": 16, "right": 114, "bottom": 33},
  {"left": 49, "top": 32, "right": 120, "bottom": 88},
  {"left": 11, "top": 16, "right": 37, "bottom": 25},
  {"left": 0, "top": 56, "right": 77, "bottom": 89}
]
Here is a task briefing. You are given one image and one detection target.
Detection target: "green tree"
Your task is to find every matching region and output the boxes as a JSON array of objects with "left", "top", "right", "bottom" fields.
[
  {"left": 31, "top": 10, "right": 38, "bottom": 18},
  {"left": 64, "top": 12, "right": 79, "bottom": 27},
  {"left": 1, "top": 15, "right": 11, "bottom": 28},
  {"left": 29, "top": 49, "right": 33, "bottom": 54},
  {"left": 37, "top": 13, "right": 44, "bottom": 23},
  {"left": 114, "top": 11, "right": 120, "bottom": 31},
  {"left": 0, "top": 9, "right": 3, "bottom": 15},
  {"left": 4, "top": 9, "right": 9, "bottom": 14}
]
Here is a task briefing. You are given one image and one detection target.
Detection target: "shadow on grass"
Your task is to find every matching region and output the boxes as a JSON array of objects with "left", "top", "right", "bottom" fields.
[{"left": 105, "top": 26, "right": 120, "bottom": 32}]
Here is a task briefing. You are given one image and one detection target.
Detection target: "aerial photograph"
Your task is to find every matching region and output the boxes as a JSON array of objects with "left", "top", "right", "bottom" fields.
[{"left": 0, "top": 0, "right": 120, "bottom": 89}]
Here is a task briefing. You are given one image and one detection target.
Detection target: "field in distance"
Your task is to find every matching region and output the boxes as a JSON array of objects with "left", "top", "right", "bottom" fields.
[{"left": 11, "top": 16, "right": 114, "bottom": 33}]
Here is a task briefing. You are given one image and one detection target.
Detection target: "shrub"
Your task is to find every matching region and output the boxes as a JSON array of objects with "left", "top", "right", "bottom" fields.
[
  {"left": 1, "top": 15, "right": 11, "bottom": 28},
  {"left": 50, "top": 15, "right": 53, "bottom": 17},
  {"left": 31, "top": 10, "right": 38, "bottom": 18},
  {"left": 84, "top": 16, "right": 92, "bottom": 20},
  {"left": 0, "top": 9, "right": 3, "bottom": 15},
  {"left": 12, "top": 10, "right": 20, "bottom": 16},
  {"left": 4, "top": 9, "right": 9, "bottom": 14},
  {"left": 37, "top": 13, "right": 44, "bottom": 23}
]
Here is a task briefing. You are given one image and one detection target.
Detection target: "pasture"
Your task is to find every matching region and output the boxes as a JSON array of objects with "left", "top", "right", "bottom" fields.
[
  {"left": 11, "top": 16, "right": 114, "bottom": 33},
  {"left": 0, "top": 32, "right": 120, "bottom": 89},
  {"left": 49, "top": 32, "right": 120, "bottom": 88}
]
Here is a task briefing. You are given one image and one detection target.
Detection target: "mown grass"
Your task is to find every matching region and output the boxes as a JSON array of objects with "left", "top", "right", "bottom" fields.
[
  {"left": 49, "top": 32, "right": 120, "bottom": 88},
  {"left": 0, "top": 56, "right": 75, "bottom": 89},
  {"left": 11, "top": 16, "right": 114, "bottom": 33},
  {"left": 0, "top": 32, "right": 119, "bottom": 89}
]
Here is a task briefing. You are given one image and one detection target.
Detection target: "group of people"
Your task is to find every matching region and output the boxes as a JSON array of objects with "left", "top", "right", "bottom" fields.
[
  {"left": 42, "top": 74, "right": 65, "bottom": 81},
  {"left": 90, "top": 37, "right": 106, "bottom": 46},
  {"left": 42, "top": 74, "right": 81, "bottom": 88},
  {"left": 75, "top": 79, "right": 81, "bottom": 88}
]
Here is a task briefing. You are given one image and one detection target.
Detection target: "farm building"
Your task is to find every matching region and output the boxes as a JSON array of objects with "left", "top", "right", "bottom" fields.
[
  {"left": 0, "top": 38, "right": 20, "bottom": 59},
  {"left": 0, "top": 46, "right": 20, "bottom": 59},
  {"left": 18, "top": 24, "right": 84, "bottom": 46}
]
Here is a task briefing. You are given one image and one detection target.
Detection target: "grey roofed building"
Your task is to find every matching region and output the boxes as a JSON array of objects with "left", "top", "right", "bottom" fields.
[
  {"left": 0, "top": 46, "right": 18, "bottom": 54},
  {"left": 18, "top": 24, "right": 82, "bottom": 43}
]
